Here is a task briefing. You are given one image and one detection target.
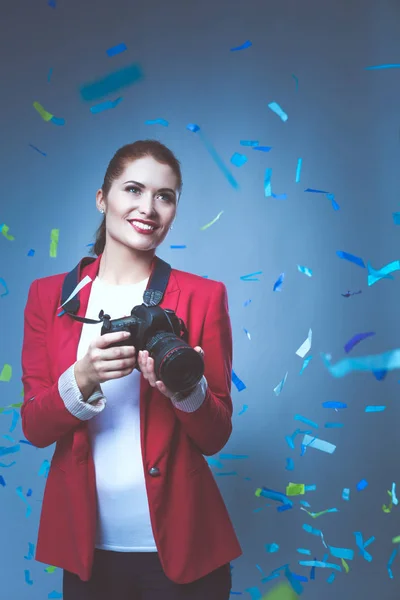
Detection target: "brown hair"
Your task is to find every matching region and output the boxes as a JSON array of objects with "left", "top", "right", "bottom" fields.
[{"left": 90, "top": 139, "right": 183, "bottom": 257}]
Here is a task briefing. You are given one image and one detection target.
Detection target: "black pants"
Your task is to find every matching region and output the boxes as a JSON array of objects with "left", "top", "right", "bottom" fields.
[{"left": 63, "top": 549, "right": 232, "bottom": 600}]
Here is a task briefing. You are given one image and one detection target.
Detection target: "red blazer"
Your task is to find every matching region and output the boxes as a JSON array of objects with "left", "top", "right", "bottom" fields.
[{"left": 21, "top": 253, "right": 242, "bottom": 583}]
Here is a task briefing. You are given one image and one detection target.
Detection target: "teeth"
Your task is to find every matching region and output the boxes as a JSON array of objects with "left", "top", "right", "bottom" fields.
[{"left": 131, "top": 221, "right": 155, "bottom": 230}]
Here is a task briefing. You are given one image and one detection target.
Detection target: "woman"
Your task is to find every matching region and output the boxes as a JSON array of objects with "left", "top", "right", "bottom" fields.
[{"left": 21, "top": 140, "right": 242, "bottom": 599}]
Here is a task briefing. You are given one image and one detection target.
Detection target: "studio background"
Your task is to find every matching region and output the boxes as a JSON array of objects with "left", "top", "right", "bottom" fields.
[{"left": 1, "top": 0, "right": 400, "bottom": 598}]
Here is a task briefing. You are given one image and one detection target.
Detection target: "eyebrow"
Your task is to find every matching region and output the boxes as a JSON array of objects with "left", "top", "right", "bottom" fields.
[{"left": 123, "top": 180, "right": 176, "bottom": 196}]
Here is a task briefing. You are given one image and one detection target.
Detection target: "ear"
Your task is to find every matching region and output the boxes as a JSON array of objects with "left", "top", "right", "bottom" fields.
[{"left": 96, "top": 188, "right": 105, "bottom": 211}]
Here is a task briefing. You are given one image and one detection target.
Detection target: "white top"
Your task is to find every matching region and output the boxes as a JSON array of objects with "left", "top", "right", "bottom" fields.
[{"left": 58, "top": 274, "right": 208, "bottom": 553}]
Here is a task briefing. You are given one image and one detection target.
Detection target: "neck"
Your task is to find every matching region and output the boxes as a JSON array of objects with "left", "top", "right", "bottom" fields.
[{"left": 97, "top": 245, "right": 155, "bottom": 285}]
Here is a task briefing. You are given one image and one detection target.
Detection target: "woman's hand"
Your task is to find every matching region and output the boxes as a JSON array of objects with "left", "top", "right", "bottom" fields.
[{"left": 138, "top": 347, "right": 204, "bottom": 400}]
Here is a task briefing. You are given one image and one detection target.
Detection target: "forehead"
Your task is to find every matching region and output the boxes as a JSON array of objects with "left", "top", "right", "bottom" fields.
[{"left": 118, "top": 156, "right": 178, "bottom": 189}]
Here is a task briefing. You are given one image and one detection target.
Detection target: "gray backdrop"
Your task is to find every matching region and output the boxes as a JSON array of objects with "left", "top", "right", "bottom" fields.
[{"left": 1, "top": 0, "right": 400, "bottom": 598}]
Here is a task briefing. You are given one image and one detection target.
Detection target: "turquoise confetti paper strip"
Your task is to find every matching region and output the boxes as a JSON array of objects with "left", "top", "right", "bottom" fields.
[
  {"left": 367, "top": 260, "right": 400, "bottom": 285},
  {"left": 336, "top": 250, "right": 365, "bottom": 268},
  {"left": 219, "top": 453, "right": 248, "bottom": 460},
  {"left": 265, "top": 543, "right": 280, "bottom": 553},
  {"left": 297, "top": 548, "right": 311, "bottom": 555},
  {"left": 145, "top": 118, "right": 169, "bottom": 126},
  {"left": 392, "top": 212, "right": 400, "bottom": 225},
  {"left": 80, "top": 62, "right": 143, "bottom": 102},
  {"left": 298, "top": 265, "right": 312, "bottom": 277},
  {"left": 230, "top": 152, "right": 247, "bottom": 167},
  {"left": 303, "top": 523, "right": 323, "bottom": 537},
  {"left": 296, "top": 158, "right": 302, "bottom": 182},
  {"left": 328, "top": 546, "right": 354, "bottom": 560},
  {"left": 294, "top": 415, "right": 318, "bottom": 429},
  {"left": 354, "top": 532, "right": 374, "bottom": 562},
  {"left": 244, "top": 587, "right": 262, "bottom": 600},
  {"left": 90, "top": 97, "right": 123, "bottom": 114},
  {"left": 342, "top": 488, "right": 350, "bottom": 501},
  {"left": 299, "top": 356, "right": 312, "bottom": 374},
  {"left": 302, "top": 434, "right": 336, "bottom": 454},
  {"left": 388, "top": 547, "right": 399, "bottom": 579},
  {"left": 365, "top": 64, "right": 400, "bottom": 69},
  {"left": 286, "top": 458, "right": 294, "bottom": 471},
  {"left": 274, "top": 372, "right": 288, "bottom": 396},
  {"left": 299, "top": 560, "right": 342, "bottom": 572},
  {"left": 264, "top": 168, "right": 272, "bottom": 197},
  {"left": 268, "top": 101, "right": 288, "bottom": 122},
  {"left": 197, "top": 130, "right": 239, "bottom": 189},
  {"left": 322, "top": 348, "right": 400, "bottom": 378},
  {"left": 365, "top": 405, "right": 386, "bottom": 412}
]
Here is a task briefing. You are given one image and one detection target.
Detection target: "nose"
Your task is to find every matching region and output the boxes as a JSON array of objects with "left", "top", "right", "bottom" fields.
[{"left": 138, "top": 192, "right": 157, "bottom": 217}]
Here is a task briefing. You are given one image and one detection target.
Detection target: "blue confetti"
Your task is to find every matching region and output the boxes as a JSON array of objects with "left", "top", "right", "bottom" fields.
[
  {"left": 322, "top": 401, "right": 347, "bottom": 410},
  {"left": 80, "top": 62, "right": 143, "bottom": 102},
  {"left": 189, "top": 128, "right": 239, "bottom": 189},
  {"left": 286, "top": 458, "right": 294, "bottom": 471},
  {"left": 296, "top": 158, "right": 302, "bottom": 182},
  {"left": 336, "top": 250, "right": 366, "bottom": 268},
  {"left": 392, "top": 212, "right": 400, "bottom": 225},
  {"left": 232, "top": 370, "right": 246, "bottom": 391},
  {"left": 230, "top": 152, "right": 247, "bottom": 167},
  {"left": 29, "top": 144, "right": 47, "bottom": 157},
  {"left": 230, "top": 40, "right": 252, "bottom": 51},
  {"left": 265, "top": 543, "right": 280, "bottom": 553},
  {"left": 90, "top": 97, "right": 123, "bottom": 114},
  {"left": 365, "top": 405, "right": 386, "bottom": 412},
  {"left": 294, "top": 415, "right": 318, "bottom": 429},
  {"left": 145, "top": 118, "right": 169, "bottom": 126},
  {"left": 106, "top": 42, "right": 127, "bottom": 57},
  {"left": 187, "top": 123, "right": 200, "bottom": 132},
  {"left": 357, "top": 479, "right": 368, "bottom": 491},
  {"left": 253, "top": 146, "right": 272, "bottom": 152},
  {"left": 268, "top": 102, "right": 288, "bottom": 122},
  {"left": 264, "top": 168, "right": 272, "bottom": 197},
  {"left": 365, "top": 64, "right": 400, "bottom": 69},
  {"left": 273, "top": 272, "right": 285, "bottom": 291}
]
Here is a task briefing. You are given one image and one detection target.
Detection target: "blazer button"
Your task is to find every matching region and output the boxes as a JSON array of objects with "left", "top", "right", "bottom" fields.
[{"left": 148, "top": 467, "right": 160, "bottom": 477}]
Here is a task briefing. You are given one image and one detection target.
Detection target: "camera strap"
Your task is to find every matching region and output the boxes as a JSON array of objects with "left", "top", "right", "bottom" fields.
[{"left": 59, "top": 255, "right": 172, "bottom": 324}]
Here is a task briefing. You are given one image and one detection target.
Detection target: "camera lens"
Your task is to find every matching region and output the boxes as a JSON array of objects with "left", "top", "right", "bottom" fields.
[{"left": 146, "top": 332, "right": 204, "bottom": 394}]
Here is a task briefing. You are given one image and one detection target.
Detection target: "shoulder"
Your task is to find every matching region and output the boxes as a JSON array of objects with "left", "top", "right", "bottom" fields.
[
  {"left": 171, "top": 267, "right": 226, "bottom": 294},
  {"left": 25, "top": 272, "right": 68, "bottom": 311}
]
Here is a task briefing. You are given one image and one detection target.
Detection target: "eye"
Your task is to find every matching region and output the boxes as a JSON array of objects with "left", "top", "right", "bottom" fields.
[
  {"left": 126, "top": 186, "right": 141, "bottom": 194},
  {"left": 157, "top": 193, "right": 174, "bottom": 203}
]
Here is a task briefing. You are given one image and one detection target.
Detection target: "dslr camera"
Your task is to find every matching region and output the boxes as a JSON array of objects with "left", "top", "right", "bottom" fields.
[{"left": 99, "top": 303, "right": 204, "bottom": 395}]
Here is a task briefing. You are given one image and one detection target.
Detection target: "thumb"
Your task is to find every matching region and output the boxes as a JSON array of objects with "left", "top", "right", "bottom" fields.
[{"left": 194, "top": 346, "right": 204, "bottom": 356}]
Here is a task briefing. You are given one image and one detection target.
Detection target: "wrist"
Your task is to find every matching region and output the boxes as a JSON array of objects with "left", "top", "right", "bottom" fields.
[{"left": 74, "top": 361, "right": 96, "bottom": 402}]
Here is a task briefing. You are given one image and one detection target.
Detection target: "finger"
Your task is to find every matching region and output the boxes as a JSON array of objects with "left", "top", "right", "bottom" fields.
[
  {"left": 99, "top": 331, "right": 131, "bottom": 347},
  {"left": 147, "top": 357, "right": 157, "bottom": 385}
]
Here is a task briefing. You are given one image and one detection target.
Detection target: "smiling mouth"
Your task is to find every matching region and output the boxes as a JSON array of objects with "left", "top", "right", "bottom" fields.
[{"left": 128, "top": 220, "right": 158, "bottom": 233}]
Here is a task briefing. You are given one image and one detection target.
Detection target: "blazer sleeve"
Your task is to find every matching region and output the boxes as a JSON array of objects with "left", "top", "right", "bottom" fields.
[
  {"left": 20, "top": 279, "right": 105, "bottom": 449},
  {"left": 170, "top": 281, "right": 233, "bottom": 456}
]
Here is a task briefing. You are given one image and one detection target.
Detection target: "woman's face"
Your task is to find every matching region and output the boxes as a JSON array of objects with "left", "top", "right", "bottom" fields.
[{"left": 97, "top": 155, "right": 179, "bottom": 253}]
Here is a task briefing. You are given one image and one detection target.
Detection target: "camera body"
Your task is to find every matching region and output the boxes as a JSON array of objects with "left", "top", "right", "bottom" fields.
[{"left": 100, "top": 303, "right": 204, "bottom": 395}]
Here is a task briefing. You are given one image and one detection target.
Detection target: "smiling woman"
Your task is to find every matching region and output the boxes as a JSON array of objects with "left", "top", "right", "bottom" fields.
[
  {"left": 21, "top": 138, "right": 240, "bottom": 600},
  {"left": 92, "top": 140, "right": 182, "bottom": 286}
]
